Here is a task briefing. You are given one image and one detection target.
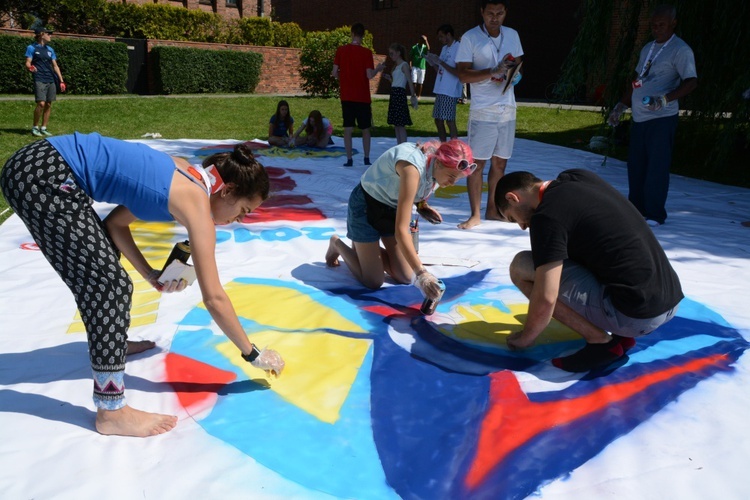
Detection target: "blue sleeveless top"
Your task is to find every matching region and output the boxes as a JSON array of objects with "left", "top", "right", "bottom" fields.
[{"left": 48, "top": 132, "right": 176, "bottom": 221}]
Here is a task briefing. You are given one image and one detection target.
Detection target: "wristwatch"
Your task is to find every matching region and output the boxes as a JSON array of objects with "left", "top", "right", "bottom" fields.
[{"left": 241, "top": 344, "right": 261, "bottom": 362}]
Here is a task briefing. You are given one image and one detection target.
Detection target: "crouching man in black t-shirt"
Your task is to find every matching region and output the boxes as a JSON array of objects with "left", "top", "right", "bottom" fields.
[{"left": 494, "top": 169, "right": 683, "bottom": 372}]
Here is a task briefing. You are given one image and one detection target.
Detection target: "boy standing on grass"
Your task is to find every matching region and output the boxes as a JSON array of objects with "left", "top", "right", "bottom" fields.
[{"left": 25, "top": 28, "right": 66, "bottom": 137}]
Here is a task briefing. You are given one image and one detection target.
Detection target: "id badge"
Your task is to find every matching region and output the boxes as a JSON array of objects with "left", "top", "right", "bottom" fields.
[{"left": 632, "top": 79, "right": 643, "bottom": 89}]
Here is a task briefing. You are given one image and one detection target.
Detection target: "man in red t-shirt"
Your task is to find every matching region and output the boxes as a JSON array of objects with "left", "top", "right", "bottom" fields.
[{"left": 332, "top": 23, "right": 385, "bottom": 167}]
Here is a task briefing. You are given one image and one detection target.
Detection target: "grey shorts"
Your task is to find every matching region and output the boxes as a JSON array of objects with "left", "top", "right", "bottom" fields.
[
  {"left": 34, "top": 81, "right": 56, "bottom": 103},
  {"left": 558, "top": 260, "right": 679, "bottom": 337}
]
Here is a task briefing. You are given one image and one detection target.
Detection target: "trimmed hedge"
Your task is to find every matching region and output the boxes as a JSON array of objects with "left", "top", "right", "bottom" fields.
[
  {"left": 25, "top": 1, "right": 306, "bottom": 48},
  {"left": 152, "top": 45, "right": 262, "bottom": 95},
  {"left": 0, "top": 34, "right": 127, "bottom": 94}
]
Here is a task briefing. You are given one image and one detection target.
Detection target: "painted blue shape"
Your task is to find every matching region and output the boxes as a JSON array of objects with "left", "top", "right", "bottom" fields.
[
  {"left": 260, "top": 227, "right": 301, "bottom": 242},
  {"left": 233, "top": 227, "right": 261, "bottom": 243}
]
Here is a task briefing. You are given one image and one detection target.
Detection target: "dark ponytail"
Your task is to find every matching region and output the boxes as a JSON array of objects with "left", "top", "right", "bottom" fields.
[{"left": 203, "top": 143, "right": 270, "bottom": 201}]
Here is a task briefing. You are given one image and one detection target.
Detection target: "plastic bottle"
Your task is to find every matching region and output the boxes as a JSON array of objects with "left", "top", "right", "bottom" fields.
[{"left": 410, "top": 218, "right": 419, "bottom": 253}]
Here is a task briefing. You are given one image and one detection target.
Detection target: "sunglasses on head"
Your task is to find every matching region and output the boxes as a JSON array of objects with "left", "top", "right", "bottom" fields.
[{"left": 456, "top": 159, "right": 477, "bottom": 174}]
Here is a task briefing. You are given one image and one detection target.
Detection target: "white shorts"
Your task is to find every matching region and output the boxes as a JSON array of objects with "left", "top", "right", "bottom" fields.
[
  {"left": 411, "top": 67, "right": 426, "bottom": 85},
  {"left": 467, "top": 118, "right": 516, "bottom": 160}
]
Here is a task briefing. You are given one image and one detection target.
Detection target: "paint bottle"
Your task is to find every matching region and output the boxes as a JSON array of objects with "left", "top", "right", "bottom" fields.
[
  {"left": 163, "top": 240, "right": 191, "bottom": 268},
  {"left": 410, "top": 217, "right": 419, "bottom": 253},
  {"left": 420, "top": 279, "right": 445, "bottom": 315}
]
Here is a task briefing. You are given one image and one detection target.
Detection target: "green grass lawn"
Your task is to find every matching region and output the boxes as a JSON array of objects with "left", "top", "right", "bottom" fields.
[{"left": 0, "top": 94, "right": 747, "bottom": 224}]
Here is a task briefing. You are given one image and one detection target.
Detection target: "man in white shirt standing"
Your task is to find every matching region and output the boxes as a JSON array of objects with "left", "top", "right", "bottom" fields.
[
  {"left": 455, "top": 0, "right": 523, "bottom": 229},
  {"left": 426, "top": 24, "right": 463, "bottom": 142}
]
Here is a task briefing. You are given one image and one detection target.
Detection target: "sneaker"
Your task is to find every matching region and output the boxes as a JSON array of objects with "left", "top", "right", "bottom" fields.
[
  {"left": 32, "top": 126, "right": 44, "bottom": 137},
  {"left": 645, "top": 219, "right": 661, "bottom": 228},
  {"left": 364, "top": 157, "right": 371, "bottom": 166},
  {"left": 552, "top": 338, "right": 624, "bottom": 372},
  {"left": 40, "top": 128, "right": 53, "bottom": 137},
  {"left": 343, "top": 159, "right": 353, "bottom": 167}
]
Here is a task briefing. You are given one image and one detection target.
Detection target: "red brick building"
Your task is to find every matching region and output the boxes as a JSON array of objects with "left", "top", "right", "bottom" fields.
[
  {"left": 108, "top": 0, "right": 586, "bottom": 99},
  {"left": 273, "top": 0, "right": 583, "bottom": 100}
]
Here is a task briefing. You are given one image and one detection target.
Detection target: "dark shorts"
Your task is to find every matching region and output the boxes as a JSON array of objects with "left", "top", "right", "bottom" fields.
[
  {"left": 341, "top": 101, "right": 373, "bottom": 129},
  {"left": 34, "top": 81, "right": 56, "bottom": 102},
  {"left": 346, "top": 184, "right": 396, "bottom": 243},
  {"left": 558, "top": 259, "right": 679, "bottom": 337}
]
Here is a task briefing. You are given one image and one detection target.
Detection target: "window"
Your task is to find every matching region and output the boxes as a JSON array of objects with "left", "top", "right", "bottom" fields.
[
  {"left": 226, "top": 0, "right": 237, "bottom": 6},
  {"left": 373, "top": 0, "right": 395, "bottom": 10}
]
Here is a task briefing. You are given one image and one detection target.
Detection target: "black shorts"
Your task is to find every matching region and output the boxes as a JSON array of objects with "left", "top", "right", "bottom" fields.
[{"left": 341, "top": 101, "right": 373, "bottom": 129}]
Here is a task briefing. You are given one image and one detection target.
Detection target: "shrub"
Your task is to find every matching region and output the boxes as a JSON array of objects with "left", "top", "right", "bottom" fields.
[
  {"left": 152, "top": 45, "right": 262, "bottom": 94},
  {"left": 299, "top": 26, "right": 374, "bottom": 98},
  {"left": 0, "top": 34, "right": 127, "bottom": 94},
  {"left": 102, "top": 3, "right": 226, "bottom": 42},
  {"left": 273, "top": 22, "right": 304, "bottom": 48},
  {"left": 235, "top": 17, "right": 275, "bottom": 46}
]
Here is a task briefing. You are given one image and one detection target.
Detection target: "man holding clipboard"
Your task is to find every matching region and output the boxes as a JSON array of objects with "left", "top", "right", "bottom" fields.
[{"left": 455, "top": 0, "right": 524, "bottom": 230}]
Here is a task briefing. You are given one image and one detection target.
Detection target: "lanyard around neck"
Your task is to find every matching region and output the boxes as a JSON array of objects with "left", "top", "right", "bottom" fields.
[
  {"left": 482, "top": 24, "right": 504, "bottom": 64},
  {"left": 639, "top": 34, "right": 675, "bottom": 78}
]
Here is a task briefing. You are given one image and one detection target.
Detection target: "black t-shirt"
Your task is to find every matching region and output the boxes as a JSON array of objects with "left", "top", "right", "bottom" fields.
[{"left": 530, "top": 169, "right": 683, "bottom": 318}]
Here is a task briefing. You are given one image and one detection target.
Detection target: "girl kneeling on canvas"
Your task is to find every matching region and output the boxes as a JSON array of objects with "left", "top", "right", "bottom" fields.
[
  {"left": 325, "top": 139, "right": 475, "bottom": 303},
  {"left": 291, "top": 110, "right": 333, "bottom": 148},
  {"left": 0, "top": 133, "right": 285, "bottom": 438}
]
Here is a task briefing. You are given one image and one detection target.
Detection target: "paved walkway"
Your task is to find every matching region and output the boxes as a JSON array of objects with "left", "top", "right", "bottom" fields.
[{"left": 0, "top": 93, "right": 605, "bottom": 112}]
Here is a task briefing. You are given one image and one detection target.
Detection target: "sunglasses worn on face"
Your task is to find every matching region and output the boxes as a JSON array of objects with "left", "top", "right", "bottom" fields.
[{"left": 457, "top": 159, "right": 477, "bottom": 175}]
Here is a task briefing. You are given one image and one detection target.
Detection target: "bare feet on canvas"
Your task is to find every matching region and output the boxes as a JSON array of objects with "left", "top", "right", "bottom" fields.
[
  {"left": 485, "top": 208, "right": 503, "bottom": 221},
  {"left": 326, "top": 235, "right": 341, "bottom": 267},
  {"left": 458, "top": 215, "right": 481, "bottom": 230},
  {"left": 96, "top": 405, "right": 177, "bottom": 437},
  {"left": 127, "top": 340, "right": 156, "bottom": 355}
]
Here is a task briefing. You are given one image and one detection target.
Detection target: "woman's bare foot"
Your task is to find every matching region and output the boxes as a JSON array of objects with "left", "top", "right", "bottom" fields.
[
  {"left": 458, "top": 216, "right": 481, "bottom": 230},
  {"left": 96, "top": 405, "right": 177, "bottom": 437},
  {"left": 485, "top": 208, "right": 503, "bottom": 221},
  {"left": 326, "top": 235, "right": 341, "bottom": 266},
  {"left": 127, "top": 340, "right": 156, "bottom": 355}
]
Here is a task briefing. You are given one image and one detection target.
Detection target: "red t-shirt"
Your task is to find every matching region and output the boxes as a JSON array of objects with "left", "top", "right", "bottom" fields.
[{"left": 334, "top": 43, "right": 375, "bottom": 103}]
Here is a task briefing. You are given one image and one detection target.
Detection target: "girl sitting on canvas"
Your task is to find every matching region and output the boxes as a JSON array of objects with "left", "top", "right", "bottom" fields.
[
  {"left": 268, "top": 100, "right": 294, "bottom": 147},
  {"left": 291, "top": 110, "right": 334, "bottom": 148}
]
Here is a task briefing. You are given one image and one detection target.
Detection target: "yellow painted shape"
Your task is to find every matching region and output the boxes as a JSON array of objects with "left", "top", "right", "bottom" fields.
[
  {"left": 436, "top": 303, "right": 579, "bottom": 348},
  {"left": 216, "top": 282, "right": 366, "bottom": 334},
  {"left": 217, "top": 331, "right": 371, "bottom": 424}
]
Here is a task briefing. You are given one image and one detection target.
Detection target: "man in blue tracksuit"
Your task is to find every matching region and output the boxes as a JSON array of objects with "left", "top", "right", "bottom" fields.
[{"left": 25, "top": 27, "right": 66, "bottom": 137}]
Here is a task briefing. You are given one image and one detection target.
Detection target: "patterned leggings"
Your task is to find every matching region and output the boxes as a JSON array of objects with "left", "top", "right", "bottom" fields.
[{"left": 0, "top": 140, "right": 132, "bottom": 410}]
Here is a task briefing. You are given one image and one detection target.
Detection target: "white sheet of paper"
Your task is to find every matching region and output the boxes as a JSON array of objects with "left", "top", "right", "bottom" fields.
[
  {"left": 419, "top": 255, "right": 480, "bottom": 268},
  {"left": 158, "top": 260, "right": 197, "bottom": 285}
]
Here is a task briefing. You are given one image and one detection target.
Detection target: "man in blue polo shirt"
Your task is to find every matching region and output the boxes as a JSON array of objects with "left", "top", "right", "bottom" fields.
[{"left": 25, "top": 27, "right": 66, "bottom": 137}]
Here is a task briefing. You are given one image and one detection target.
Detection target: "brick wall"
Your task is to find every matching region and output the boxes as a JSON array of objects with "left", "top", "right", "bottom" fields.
[
  {"left": 147, "top": 39, "right": 302, "bottom": 93},
  {"left": 3, "top": 28, "right": 386, "bottom": 96}
]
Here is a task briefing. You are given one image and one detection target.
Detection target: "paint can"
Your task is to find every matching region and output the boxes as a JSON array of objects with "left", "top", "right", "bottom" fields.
[
  {"left": 420, "top": 279, "right": 445, "bottom": 315},
  {"left": 164, "top": 240, "right": 191, "bottom": 268}
]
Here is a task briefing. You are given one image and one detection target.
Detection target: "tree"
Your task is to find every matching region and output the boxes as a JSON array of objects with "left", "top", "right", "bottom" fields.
[{"left": 553, "top": 0, "right": 750, "bottom": 181}]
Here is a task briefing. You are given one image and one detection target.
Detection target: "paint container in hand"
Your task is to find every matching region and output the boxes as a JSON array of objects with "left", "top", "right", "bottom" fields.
[
  {"left": 420, "top": 279, "right": 445, "bottom": 315},
  {"left": 163, "top": 240, "right": 191, "bottom": 269},
  {"left": 410, "top": 218, "right": 419, "bottom": 253}
]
